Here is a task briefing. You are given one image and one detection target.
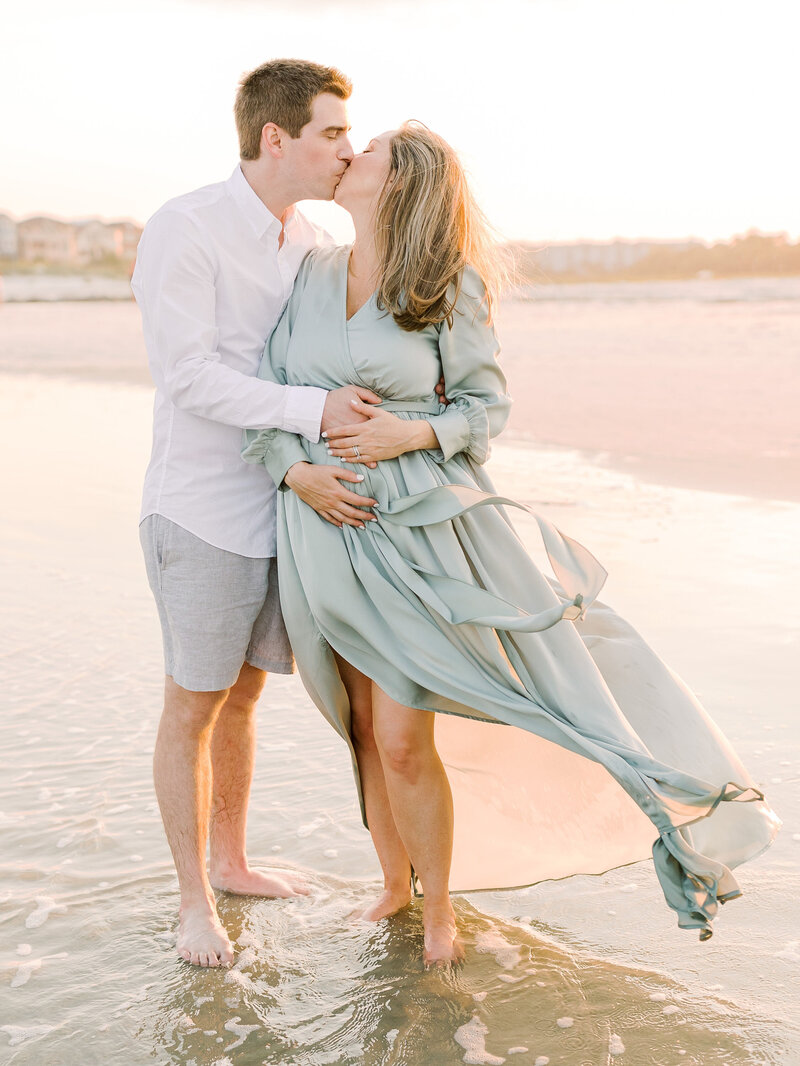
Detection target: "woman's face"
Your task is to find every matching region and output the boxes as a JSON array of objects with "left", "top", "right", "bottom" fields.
[{"left": 334, "top": 130, "right": 395, "bottom": 213}]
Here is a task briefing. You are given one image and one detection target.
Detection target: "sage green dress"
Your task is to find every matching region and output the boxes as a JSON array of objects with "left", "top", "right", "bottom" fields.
[{"left": 243, "top": 245, "right": 778, "bottom": 939}]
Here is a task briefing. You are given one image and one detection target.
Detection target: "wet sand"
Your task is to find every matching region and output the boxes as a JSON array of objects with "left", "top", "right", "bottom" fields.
[
  {"left": 0, "top": 372, "right": 798, "bottom": 1064},
  {"left": 495, "top": 285, "right": 800, "bottom": 503},
  {"left": 1, "top": 274, "right": 799, "bottom": 504}
]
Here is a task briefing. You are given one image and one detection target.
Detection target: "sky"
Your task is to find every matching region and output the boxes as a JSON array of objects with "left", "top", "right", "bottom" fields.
[{"left": 2, "top": 0, "right": 798, "bottom": 243}]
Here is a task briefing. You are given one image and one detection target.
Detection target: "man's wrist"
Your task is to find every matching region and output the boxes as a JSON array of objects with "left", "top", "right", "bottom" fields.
[
  {"left": 284, "top": 461, "right": 311, "bottom": 488},
  {"left": 413, "top": 421, "right": 439, "bottom": 451}
]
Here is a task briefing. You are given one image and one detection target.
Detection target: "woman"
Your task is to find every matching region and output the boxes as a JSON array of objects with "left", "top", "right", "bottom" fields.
[{"left": 243, "top": 123, "right": 778, "bottom": 966}]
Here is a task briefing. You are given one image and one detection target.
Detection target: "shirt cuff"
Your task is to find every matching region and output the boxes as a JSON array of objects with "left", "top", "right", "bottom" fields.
[{"left": 282, "top": 385, "right": 327, "bottom": 443}]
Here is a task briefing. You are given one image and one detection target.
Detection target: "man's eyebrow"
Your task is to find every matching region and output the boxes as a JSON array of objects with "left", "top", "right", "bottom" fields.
[{"left": 321, "top": 125, "right": 351, "bottom": 134}]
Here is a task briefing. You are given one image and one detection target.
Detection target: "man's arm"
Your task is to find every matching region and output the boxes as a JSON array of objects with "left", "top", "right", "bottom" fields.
[{"left": 132, "top": 209, "right": 329, "bottom": 440}]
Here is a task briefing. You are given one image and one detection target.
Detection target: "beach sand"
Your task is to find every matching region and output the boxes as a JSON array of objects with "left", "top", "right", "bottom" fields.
[
  {"left": 495, "top": 287, "right": 800, "bottom": 503},
  {"left": 2, "top": 274, "right": 799, "bottom": 503},
  {"left": 0, "top": 366, "right": 798, "bottom": 1065}
]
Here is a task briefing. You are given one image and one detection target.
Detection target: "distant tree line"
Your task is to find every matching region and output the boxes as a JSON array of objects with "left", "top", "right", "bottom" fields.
[{"left": 507, "top": 231, "right": 800, "bottom": 283}]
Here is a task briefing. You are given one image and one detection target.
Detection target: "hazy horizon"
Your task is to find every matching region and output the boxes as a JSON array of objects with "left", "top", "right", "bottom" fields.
[{"left": 1, "top": 204, "right": 795, "bottom": 252}]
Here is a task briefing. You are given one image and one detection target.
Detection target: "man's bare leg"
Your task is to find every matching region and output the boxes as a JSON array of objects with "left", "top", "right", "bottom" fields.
[
  {"left": 208, "top": 661, "right": 308, "bottom": 898},
  {"left": 334, "top": 653, "right": 413, "bottom": 920},
  {"left": 154, "top": 678, "right": 233, "bottom": 967}
]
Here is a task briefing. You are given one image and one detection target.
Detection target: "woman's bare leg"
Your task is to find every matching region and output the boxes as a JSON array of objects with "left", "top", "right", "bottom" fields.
[
  {"left": 370, "top": 686, "right": 463, "bottom": 966},
  {"left": 334, "top": 653, "right": 413, "bottom": 919}
]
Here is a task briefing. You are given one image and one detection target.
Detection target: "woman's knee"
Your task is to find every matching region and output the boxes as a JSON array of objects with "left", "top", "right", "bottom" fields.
[{"left": 376, "top": 728, "right": 431, "bottom": 783}]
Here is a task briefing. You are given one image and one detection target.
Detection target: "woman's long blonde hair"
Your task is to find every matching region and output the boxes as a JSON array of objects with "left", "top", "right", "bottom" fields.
[{"left": 374, "top": 122, "right": 509, "bottom": 332}]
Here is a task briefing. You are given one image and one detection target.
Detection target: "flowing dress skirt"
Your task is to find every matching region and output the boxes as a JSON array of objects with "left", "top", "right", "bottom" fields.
[{"left": 261, "top": 437, "right": 779, "bottom": 940}]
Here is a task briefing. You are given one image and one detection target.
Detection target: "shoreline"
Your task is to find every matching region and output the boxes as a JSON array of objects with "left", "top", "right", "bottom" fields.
[
  {"left": 2, "top": 275, "right": 798, "bottom": 504},
  {"left": 498, "top": 433, "right": 800, "bottom": 506},
  {"left": 0, "top": 363, "right": 798, "bottom": 506},
  {"left": 3, "top": 271, "right": 800, "bottom": 304},
  {"left": 0, "top": 274, "right": 133, "bottom": 302}
]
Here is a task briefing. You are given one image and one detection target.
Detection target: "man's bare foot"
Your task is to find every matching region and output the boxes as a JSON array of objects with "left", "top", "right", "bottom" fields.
[
  {"left": 423, "top": 903, "right": 465, "bottom": 968},
  {"left": 177, "top": 902, "right": 234, "bottom": 968},
  {"left": 209, "top": 863, "right": 310, "bottom": 898},
  {"left": 359, "top": 885, "right": 413, "bottom": 922}
]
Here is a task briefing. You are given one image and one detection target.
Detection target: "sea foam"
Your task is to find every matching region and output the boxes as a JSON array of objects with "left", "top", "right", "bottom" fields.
[{"left": 454, "top": 1016, "right": 506, "bottom": 1065}]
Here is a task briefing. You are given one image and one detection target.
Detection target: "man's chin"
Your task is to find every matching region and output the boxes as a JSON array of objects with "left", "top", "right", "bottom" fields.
[{"left": 319, "top": 183, "right": 340, "bottom": 203}]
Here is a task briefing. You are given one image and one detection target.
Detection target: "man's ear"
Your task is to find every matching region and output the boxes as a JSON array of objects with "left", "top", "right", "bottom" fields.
[{"left": 261, "top": 122, "right": 284, "bottom": 159}]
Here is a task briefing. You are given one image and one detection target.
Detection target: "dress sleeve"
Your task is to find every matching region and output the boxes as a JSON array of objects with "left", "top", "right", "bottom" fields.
[
  {"left": 426, "top": 266, "right": 511, "bottom": 464},
  {"left": 241, "top": 255, "right": 316, "bottom": 488}
]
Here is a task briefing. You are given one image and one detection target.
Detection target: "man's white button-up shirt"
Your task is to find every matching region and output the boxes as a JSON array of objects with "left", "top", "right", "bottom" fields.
[{"left": 132, "top": 165, "right": 330, "bottom": 558}]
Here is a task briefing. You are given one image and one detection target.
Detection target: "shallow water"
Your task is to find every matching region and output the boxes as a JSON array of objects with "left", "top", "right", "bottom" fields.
[{"left": 0, "top": 301, "right": 799, "bottom": 1063}]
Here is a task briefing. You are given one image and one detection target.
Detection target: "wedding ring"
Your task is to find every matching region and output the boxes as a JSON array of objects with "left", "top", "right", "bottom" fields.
[{"left": 353, "top": 445, "right": 361, "bottom": 459}]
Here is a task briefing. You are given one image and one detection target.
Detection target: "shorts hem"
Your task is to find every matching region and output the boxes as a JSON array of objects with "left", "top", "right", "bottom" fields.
[
  {"left": 168, "top": 668, "right": 243, "bottom": 693},
  {"left": 246, "top": 656, "right": 295, "bottom": 676}
]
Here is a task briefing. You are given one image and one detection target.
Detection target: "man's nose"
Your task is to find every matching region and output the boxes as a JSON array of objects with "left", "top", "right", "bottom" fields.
[{"left": 338, "top": 136, "right": 354, "bottom": 163}]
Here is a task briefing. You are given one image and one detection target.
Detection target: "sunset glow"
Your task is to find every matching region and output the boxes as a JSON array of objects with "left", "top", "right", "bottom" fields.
[{"left": 3, "top": 0, "right": 798, "bottom": 242}]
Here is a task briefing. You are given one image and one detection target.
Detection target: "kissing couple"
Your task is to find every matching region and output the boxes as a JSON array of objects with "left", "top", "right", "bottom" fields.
[{"left": 132, "top": 58, "right": 777, "bottom": 969}]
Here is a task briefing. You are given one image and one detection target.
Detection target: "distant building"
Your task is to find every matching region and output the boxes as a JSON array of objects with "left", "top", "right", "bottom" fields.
[
  {"left": 75, "top": 219, "right": 119, "bottom": 263},
  {"left": 532, "top": 239, "right": 701, "bottom": 277},
  {"left": 17, "top": 217, "right": 77, "bottom": 263},
  {"left": 0, "top": 213, "right": 19, "bottom": 258},
  {"left": 109, "top": 220, "right": 143, "bottom": 259}
]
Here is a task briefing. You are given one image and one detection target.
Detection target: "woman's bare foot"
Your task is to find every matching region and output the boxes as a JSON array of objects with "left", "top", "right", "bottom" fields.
[
  {"left": 177, "top": 902, "right": 234, "bottom": 967},
  {"left": 423, "top": 902, "right": 465, "bottom": 968},
  {"left": 359, "top": 885, "right": 413, "bottom": 921},
  {"left": 209, "top": 863, "right": 310, "bottom": 898}
]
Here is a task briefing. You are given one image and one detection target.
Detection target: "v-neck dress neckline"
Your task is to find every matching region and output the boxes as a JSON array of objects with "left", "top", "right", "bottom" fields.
[{"left": 343, "top": 246, "right": 376, "bottom": 326}]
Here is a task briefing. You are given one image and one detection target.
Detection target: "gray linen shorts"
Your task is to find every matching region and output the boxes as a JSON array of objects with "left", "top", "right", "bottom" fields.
[{"left": 139, "top": 515, "right": 294, "bottom": 692}]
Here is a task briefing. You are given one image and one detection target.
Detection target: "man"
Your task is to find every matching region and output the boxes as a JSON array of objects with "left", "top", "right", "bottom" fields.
[{"left": 132, "top": 59, "right": 381, "bottom": 969}]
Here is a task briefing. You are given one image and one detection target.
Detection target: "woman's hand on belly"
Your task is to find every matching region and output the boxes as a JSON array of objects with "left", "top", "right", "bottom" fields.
[
  {"left": 284, "top": 462, "right": 378, "bottom": 529},
  {"left": 323, "top": 401, "right": 439, "bottom": 464}
]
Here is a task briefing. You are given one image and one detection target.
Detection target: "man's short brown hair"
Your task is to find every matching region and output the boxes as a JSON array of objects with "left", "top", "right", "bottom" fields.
[{"left": 235, "top": 59, "right": 352, "bottom": 160}]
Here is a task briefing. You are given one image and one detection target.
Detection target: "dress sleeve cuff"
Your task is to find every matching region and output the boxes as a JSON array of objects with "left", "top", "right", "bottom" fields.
[
  {"left": 427, "top": 399, "right": 490, "bottom": 464},
  {"left": 282, "top": 385, "right": 327, "bottom": 442},
  {"left": 242, "top": 428, "right": 310, "bottom": 488}
]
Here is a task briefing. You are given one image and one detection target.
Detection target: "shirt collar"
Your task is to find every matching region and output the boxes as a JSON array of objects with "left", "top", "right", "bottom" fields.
[{"left": 226, "top": 164, "right": 296, "bottom": 242}]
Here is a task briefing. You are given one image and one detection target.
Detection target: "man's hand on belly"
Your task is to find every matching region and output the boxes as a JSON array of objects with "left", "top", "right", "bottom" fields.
[
  {"left": 284, "top": 462, "right": 378, "bottom": 529},
  {"left": 321, "top": 385, "right": 382, "bottom": 435}
]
